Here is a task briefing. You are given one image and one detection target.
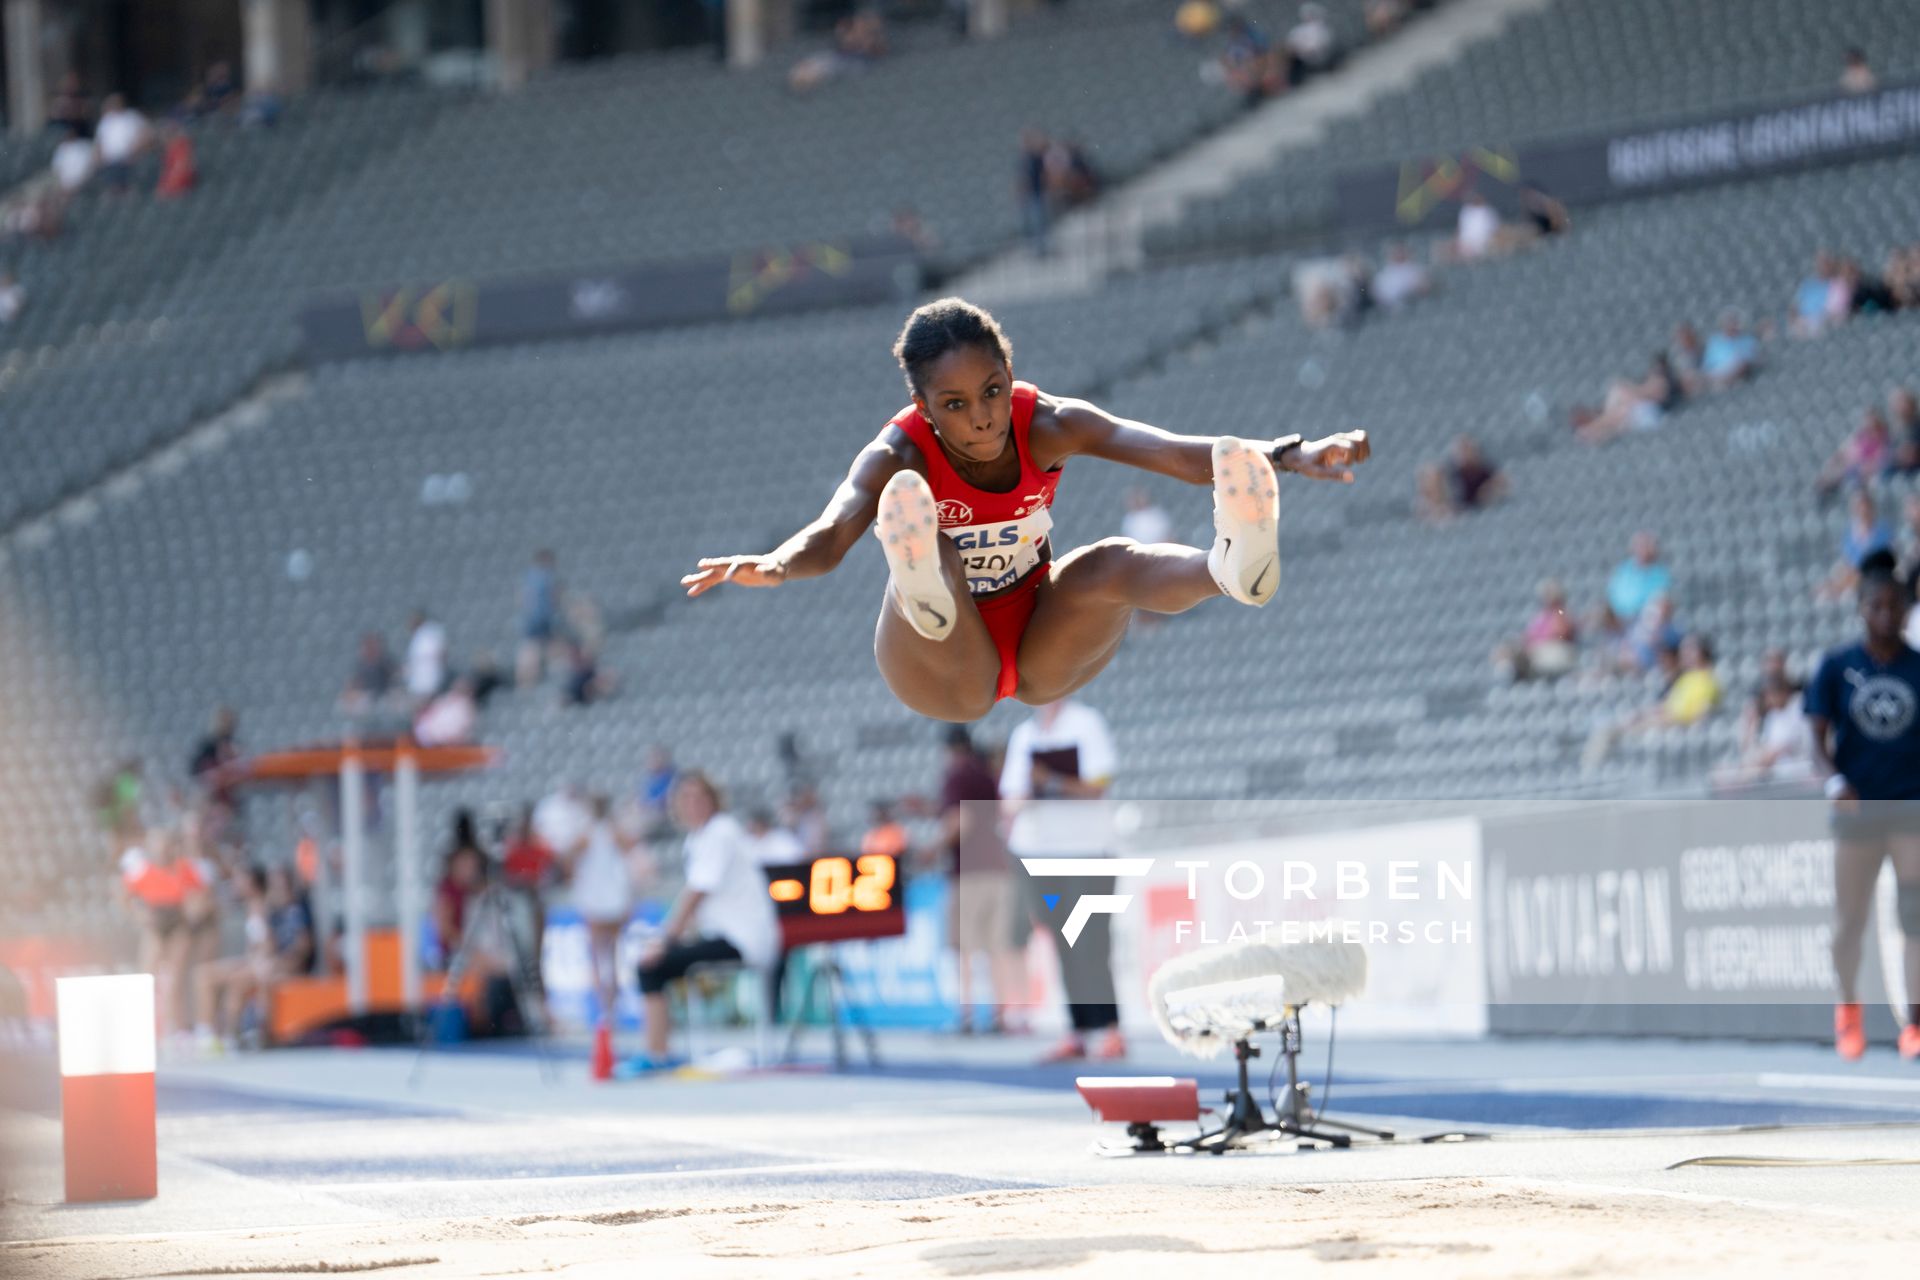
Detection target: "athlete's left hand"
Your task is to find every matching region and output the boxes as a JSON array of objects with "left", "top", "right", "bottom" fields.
[{"left": 1279, "top": 430, "right": 1371, "bottom": 483}]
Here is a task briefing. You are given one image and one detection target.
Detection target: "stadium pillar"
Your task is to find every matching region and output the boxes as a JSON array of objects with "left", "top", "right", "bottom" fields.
[
  {"left": 969, "top": 0, "right": 1010, "bottom": 39},
  {"left": 4, "top": 0, "right": 46, "bottom": 136},
  {"left": 725, "top": 0, "right": 781, "bottom": 69},
  {"left": 487, "top": 0, "right": 558, "bottom": 90},
  {"left": 240, "top": 0, "right": 312, "bottom": 95}
]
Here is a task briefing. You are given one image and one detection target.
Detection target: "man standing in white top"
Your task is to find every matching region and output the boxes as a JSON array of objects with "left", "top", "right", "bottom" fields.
[
  {"left": 93, "top": 94, "right": 152, "bottom": 193},
  {"left": 633, "top": 772, "right": 779, "bottom": 1070},
  {"left": 1001, "top": 698, "right": 1125, "bottom": 1062}
]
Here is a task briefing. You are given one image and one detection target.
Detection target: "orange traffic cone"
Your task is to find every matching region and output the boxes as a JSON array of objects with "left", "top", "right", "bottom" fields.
[{"left": 590, "top": 1023, "right": 614, "bottom": 1081}]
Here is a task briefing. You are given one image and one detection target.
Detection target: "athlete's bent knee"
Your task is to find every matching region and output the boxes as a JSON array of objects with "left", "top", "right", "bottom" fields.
[{"left": 1051, "top": 536, "right": 1139, "bottom": 599}]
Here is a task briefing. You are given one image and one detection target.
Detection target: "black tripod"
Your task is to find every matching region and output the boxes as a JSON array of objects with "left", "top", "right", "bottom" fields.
[
  {"left": 781, "top": 951, "right": 879, "bottom": 1071},
  {"left": 409, "top": 880, "right": 555, "bottom": 1085},
  {"left": 1190, "top": 1009, "right": 1394, "bottom": 1153}
]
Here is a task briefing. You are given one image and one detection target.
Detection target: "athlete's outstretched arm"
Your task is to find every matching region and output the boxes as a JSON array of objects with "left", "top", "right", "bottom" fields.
[
  {"left": 681, "top": 435, "right": 908, "bottom": 597},
  {"left": 1042, "top": 397, "right": 1370, "bottom": 484}
]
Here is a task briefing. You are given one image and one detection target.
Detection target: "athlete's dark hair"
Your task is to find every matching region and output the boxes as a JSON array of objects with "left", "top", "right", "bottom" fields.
[
  {"left": 1859, "top": 548, "right": 1915, "bottom": 602},
  {"left": 892, "top": 297, "right": 1013, "bottom": 397}
]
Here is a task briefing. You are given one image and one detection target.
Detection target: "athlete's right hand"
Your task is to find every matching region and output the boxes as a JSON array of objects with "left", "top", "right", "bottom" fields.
[{"left": 681, "top": 556, "right": 787, "bottom": 597}]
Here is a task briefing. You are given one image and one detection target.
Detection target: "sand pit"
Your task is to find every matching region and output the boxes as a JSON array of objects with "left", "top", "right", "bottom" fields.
[{"left": 9, "top": 1176, "right": 1917, "bottom": 1279}]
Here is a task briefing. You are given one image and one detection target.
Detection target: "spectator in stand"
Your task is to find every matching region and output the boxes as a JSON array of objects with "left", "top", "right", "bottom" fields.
[
  {"left": 1840, "top": 47, "right": 1877, "bottom": 94},
  {"left": 1668, "top": 322, "right": 1707, "bottom": 398},
  {"left": 559, "top": 637, "right": 617, "bottom": 707},
  {"left": 339, "top": 631, "right": 399, "bottom": 720},
  {"left": 120, "top": 826, "right": 212, "bottom": 1044},
  {"left": 51, "top": 124, "right": 96, "bottom": 193},
  {"left": 861, "top": 801, "right": 909, "bottom": 862},
  {"left": 1819, "top": 488, "right": 1895, "bottom": 601},
  {"left": 1888, "top": 387, "right": 1920, "bottom": 473},
  {"left": 1018, "top": 129, "right": 1052, "bottom": 254},
  {"left": 1492, "top": 579, "right": 1579, "bottom": 683},
  {"left": 46, "top": 72, "right": 92, "bottom": 135},
  {"left": 1446, "top": 435, "right": 1506, "bottom": 511},
  {"left": 1414, "top": 463, "right": 1455, "bottom": 526},
  {"left": 1701, "top": 310, "right": 1759, "bottom": 388},
  {"left": 1600, "top": 531, "right": 1673, "bottom": 635},
  {"left": 501, "top": 804, "right": 558, "bottom": 975},
  {"left": 1450, "top": 190, "right": 1501, "bottom": 262},
  {"left": 632, "top": 772, "right": 780, "bottom": 1073},
  {"left": 1817, "top": 408, "right": 1894, "bottom": 499},
  {"left": 788, "top": 8, "right": 889, "bottom": 93},
  {"left": 1888, "top": 245, "right": 1920, "bottom": 311},
  {"left": 1516, "top": 182, "right": 1570, "bottom": 243},
  {"left": 93, "top": 94, "right": 152, "bottom": 194},
  {"left": 201, "top": 61, "right": 239, "bottom": 114},
  {"left": 1371, "top": 243, "right": 1431, "bottom": 311},
  {"left": 1365, "top": 0, "right": 1410, "bottom": 39},
  {"left": 1713, "top": 671, "right": 1814, "bottom": 789},
  {"left": 1286, "top": 3, "right": 1337, "bottom": 80},
  {"left": 1573, "top": 351, "right": 1680, "bottom": 445},
  {"left": 153, "top": 121, "right": 196, "bottom": 199},
  {"left": 404, "top": 608, "right": 448, "bottom": 703},
  {"left": 413, "top": 674, "right": 478, "bottom": 745},
  {"left": 0, "top": 272, "right": 24, "bottom": 327},
  {"left": 565, "top": 794, "right": 643, "bottom": 1043},
  {"left": 938, "top": 726, "right": 1020, "bottom": 1034},
  {"left": 1616, "top": 592, "right": 1683, "bottom": 676},
  {"left": 518, "top": 549, "right": 559, "bottom": 687},
  {"left": 1898, "top": 496, "right": 1920, "bottom": 649},
  {"left": 1583, "top": 634, "right": 1722, "bottom": 775},
  {"left": 1045, "top": 137, "right": 1101, "bottom": 210},
  {"left": 189, "top": 707, "right": 239, "bottom": 782},
  {"left": 1897, "top": 494, "right": 1920, "bottom": 584},
  {"left": 1840, "top": 256, "right": 1896, "bottom": 316},
  {"left": 466, "top": 650, "right": 506, "bottom": 709},
  {"left": 431, "top": 815, "right": 513, "bottom": 1031},
  {"left": 1218, "top": 14, "right": 1285, "bottom": 104},
  {"left": 1792, "top": 252, "right": 1841, "bottom": 338},
  {"left": 193, "top": 864, "right": 312, "bottom": 1052},
  {"left": 637, "top": 746, "right": 678, "bottom": 833},
  {"left": 890, "top": 205, "right": 939, "bottom": 255}
]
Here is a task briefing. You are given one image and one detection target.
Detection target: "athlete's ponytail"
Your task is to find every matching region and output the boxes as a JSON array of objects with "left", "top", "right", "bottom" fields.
[{"left": 892, "top": 297, "right": 1013, "bottom": 397}]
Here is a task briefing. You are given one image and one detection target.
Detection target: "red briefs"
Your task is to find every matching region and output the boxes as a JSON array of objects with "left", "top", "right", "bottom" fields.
[{"left": 978, "top": 568, "right": 1046, "bottom": 702}]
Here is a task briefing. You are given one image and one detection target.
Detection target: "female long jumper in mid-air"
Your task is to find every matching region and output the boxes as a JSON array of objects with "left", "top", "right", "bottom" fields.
[{"left": 681, "top": 298, "right": 1372, "bottom": 723}]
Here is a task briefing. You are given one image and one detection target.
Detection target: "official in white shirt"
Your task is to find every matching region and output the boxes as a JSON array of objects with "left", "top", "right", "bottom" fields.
[
  {"left": 634, "top": 772, "right": 779, "bottom": 1068},
  {"left": 1001, "top": 699, "right": 1126, "bottom": 1062}
]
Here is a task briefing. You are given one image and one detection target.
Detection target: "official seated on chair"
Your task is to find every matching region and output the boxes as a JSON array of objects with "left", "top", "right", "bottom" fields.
[{"left": 632, "top": 771, "right": 779, "bottom": 1070}]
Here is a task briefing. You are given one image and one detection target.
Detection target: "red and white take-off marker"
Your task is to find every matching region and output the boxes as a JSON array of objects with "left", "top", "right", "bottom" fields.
[{"left": 56, "top": 974, "right": 158, "bottom": 1202}]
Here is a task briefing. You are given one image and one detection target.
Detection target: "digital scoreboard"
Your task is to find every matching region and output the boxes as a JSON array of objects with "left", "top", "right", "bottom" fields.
[{"left": 763, "top": 854, "right": 907, "bottom": 947}]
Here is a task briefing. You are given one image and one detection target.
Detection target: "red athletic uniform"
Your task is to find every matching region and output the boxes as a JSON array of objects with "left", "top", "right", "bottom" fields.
[{"left": 889, "top": 381, "right": 1063, "bottom": 702}]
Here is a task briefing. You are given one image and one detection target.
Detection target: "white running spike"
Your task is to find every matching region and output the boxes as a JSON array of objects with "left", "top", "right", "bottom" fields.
[
  {"left": 875, "top": 469, "right": 957, "bottom": 641},
  {"left": 1206, "top": 436, "right": 1281, "bottom": 607}
]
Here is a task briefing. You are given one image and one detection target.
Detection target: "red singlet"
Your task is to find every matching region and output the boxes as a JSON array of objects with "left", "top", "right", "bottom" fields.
[{"left": 889, "top": 382, "right": 1063, "bottom": 702}]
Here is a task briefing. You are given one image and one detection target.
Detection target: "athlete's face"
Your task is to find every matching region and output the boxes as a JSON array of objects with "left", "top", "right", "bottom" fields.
[
  {"left": 916, "top": 345, "right": 1014, "bottom": 464},
  {"left": 1861, "top": 579, "right": 1909, "bottom": 646}
]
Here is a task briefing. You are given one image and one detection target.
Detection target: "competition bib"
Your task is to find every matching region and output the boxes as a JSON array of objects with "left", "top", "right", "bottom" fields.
[{"left": 946, "top": 506, "right": 1053, "bottom": 595}]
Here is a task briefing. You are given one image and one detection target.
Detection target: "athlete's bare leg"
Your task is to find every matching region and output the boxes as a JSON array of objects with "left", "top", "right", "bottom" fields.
[
  {"left": 1015, "top": 438, "right": 1280, "bottom": 703},
  {"left": 1833, "top": 835, "right": 1888, "bottom": 1004},
  {"left": 1892, "top": 833, "right": 1920, "bottom": 1017},
  {"left": 1013, "top": 539, "right": 1221, "bottom": 701},
  {"left": 873, "top": 496, "right": 1003, "bottom": 722}
]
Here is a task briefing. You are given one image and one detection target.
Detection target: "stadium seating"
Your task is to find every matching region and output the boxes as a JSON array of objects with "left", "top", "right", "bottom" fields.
[
  {"left": 1151, "top": 0, "right": 1920, "bottom": 255},
  {"left": 4, "top": 0, "right": 1918, "bottom": 940}
]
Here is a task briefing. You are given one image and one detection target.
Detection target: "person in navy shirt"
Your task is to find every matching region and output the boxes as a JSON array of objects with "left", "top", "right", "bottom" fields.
[{"left": 1805, "top": 549, "right": 1920, "bottom": 1061}]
